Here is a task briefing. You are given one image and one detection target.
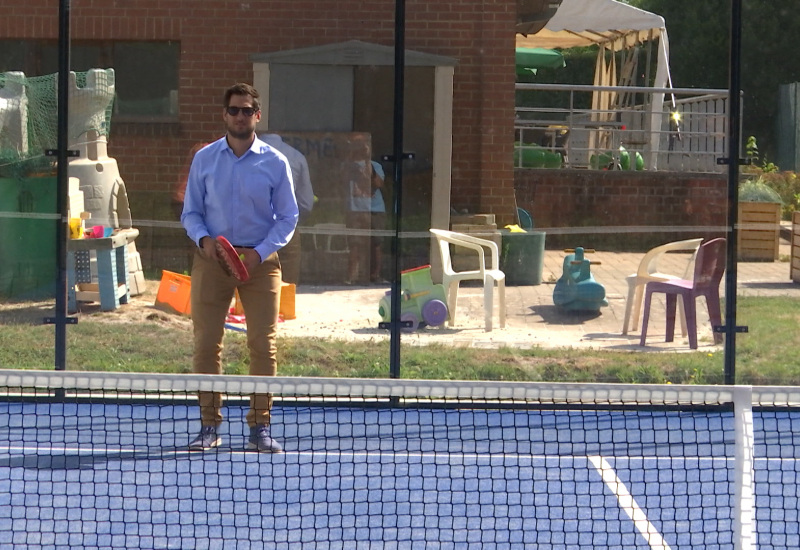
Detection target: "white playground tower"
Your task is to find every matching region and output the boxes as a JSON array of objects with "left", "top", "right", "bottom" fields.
[{"left": 0, "top": 68, "right": 145, "bottom": 295}]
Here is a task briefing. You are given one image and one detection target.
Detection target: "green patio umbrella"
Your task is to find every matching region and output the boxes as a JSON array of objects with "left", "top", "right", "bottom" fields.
[{"left": 515, "top": 47, "right": 565, "bottom": 76}]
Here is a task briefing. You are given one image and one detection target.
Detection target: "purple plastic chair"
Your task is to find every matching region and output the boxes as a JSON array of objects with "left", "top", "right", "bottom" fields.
[{"left": 640, "top": 238, "right": 726, "bottom": 350}]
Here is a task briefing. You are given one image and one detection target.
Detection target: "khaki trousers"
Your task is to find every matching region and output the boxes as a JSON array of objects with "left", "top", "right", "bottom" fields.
[{"left": 190, "top": 249, "right": 282, "bottom": 428}]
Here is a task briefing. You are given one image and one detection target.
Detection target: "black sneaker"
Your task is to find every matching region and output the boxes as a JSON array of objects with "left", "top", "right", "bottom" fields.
[
  {"left": 248, "top": 425, "right": 283, "bottom": 453},
  {"left": 188, "top": 425, "right": 221, "bottom": 451}
]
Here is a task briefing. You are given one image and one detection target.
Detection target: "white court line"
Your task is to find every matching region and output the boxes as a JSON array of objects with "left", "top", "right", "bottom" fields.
[
  {"left": 1, "top": 446, "right": 550, "bottom": 459},
  {"left": 590, "top": 455, "right": 673, "bottom": 550},
  {"left": 0, "top": 446, "right": 742, "bottom": 462},
  {"left": 0, "top": 446, "right": 194, "bottom": 456}
]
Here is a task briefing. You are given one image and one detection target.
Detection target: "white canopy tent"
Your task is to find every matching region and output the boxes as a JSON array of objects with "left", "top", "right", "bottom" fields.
[
  {"left": 516, "top": 0, "right": 671, "bottom": 167},
  {"left": 516, "top": 0, "right": 670, "bottom": 88}
]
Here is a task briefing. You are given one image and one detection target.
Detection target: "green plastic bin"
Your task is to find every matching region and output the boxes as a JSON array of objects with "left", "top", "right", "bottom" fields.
[
  {"left": 500, "top": 230, "right": 546, "bottom": 286},
  {"left": 0, "top": 176, "right": 58, "bottom": 299}
]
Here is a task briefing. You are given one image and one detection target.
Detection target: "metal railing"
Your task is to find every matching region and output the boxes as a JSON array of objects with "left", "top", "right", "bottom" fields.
[{"left": 515, "top": 83, "right": 733, "bottom": 173}]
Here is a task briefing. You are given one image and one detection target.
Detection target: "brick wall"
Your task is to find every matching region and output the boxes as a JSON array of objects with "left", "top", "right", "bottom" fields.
[
  {"left": 1, "top": 0, "right": 518, "bottom": 229},
  {"left": 514, "top": 169, "right": 729, "bottom": 250}
]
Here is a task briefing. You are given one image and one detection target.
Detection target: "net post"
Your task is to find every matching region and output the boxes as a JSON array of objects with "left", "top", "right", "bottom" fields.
[{"left": 732, "top": 385, "right": 755, "bottom": 550}]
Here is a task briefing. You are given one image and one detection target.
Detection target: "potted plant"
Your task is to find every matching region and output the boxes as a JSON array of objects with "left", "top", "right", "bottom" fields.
[{"left": 738, "top": 177, "right": 783, "bottom": 261}]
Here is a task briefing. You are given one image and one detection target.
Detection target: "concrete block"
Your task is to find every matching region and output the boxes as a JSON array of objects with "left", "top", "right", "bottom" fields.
[
  {"left": 127, "top": 250, "right": 142, "bottom": 272},
  {"left": 451, "top": 223, "right": 497, "bottom": 232},
  {"left": 128, "top": 270, "right": 147, "bottom": 296},
  {"left": 451, "top": 213, "right": 496, "bottom": 226}
]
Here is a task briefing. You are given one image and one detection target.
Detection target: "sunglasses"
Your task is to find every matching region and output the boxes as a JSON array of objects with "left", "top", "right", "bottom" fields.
[{"left": 226, "top": 106, "right": 258, "bottom": 117}]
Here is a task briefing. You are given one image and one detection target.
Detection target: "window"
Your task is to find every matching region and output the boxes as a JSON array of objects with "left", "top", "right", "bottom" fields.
[{"left": 0, "top": 40, "right": 179, "bottom": 121}]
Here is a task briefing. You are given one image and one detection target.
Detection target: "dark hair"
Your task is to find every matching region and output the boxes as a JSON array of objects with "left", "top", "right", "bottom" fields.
[{"left": 223, "top": 83, "right": 261, "bottom": 111}]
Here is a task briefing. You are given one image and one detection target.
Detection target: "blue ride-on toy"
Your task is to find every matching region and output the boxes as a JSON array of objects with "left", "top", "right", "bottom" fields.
[{"left": 552, "top": 247, "right": 608, "bottom": 313}]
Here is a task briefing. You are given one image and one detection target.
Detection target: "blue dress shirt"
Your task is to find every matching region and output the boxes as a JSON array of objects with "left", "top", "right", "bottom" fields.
[{"left": 181, "top": 136, "right": 299, "bottom": 262}]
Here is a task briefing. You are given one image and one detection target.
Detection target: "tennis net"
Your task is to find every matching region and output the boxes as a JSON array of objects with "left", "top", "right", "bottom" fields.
[{"left": 0, "top": 369, "right": 796, "bottom": 549}]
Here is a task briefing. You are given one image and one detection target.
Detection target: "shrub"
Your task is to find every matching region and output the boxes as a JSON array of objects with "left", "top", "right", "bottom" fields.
[
  {"left": 739, "top": 176, "right": 783, "bottom": 204},
  {"left": 755, "top": 171, "right": 800, "bottom": 219},
  {"left": 742, "top": 136, "right": 799, "bottom": 219}
]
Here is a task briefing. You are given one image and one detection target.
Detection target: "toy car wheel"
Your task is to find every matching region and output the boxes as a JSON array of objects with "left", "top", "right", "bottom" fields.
[
  {"left": 421, "top": 299, "right": 448, "bottom": 326},
  {"left": 400, "top": 312, "right": 420, "bottom": 332},
  {"left": 378, "top": 296, "right": 391, "bottom": 321}
]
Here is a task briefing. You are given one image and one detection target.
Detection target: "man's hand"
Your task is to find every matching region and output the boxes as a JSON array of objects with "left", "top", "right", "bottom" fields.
[
  {"left": 236, "top": 247, "right": 261, "bottom": 272},
  {"left": 199, "top": 236, "right": 218, "bottom": 261}
]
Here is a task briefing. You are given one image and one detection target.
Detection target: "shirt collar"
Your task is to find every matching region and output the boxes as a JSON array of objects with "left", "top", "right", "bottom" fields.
[{"left": 223, "top": 134, "right": 264, "bottom": 157}]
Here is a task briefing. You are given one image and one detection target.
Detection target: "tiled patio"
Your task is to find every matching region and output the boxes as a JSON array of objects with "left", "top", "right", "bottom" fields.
[{"left": 283, "top": 240, "right": 799, "bottom": 352}]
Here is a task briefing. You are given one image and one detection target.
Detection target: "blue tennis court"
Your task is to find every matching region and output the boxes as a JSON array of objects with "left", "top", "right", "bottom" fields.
[{"left": 2, "top": 393, "right": 798, "bottom": 550}]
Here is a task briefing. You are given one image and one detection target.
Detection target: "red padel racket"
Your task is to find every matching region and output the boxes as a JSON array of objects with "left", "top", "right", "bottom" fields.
[{"left": 215, "top": 236, "right": 250, "bottom": 282}]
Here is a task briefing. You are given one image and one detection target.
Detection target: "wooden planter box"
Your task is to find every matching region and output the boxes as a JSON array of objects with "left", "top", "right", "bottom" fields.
[
  {"left": 792, "top": 211, "right": 800, "bottom": 283},
  {"left": 738, "top": 201, "right": 781, "bottom": 261}
]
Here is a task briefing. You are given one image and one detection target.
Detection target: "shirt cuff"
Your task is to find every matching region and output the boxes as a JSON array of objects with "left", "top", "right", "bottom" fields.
[{"left": 254, "top": 246, "right": 267, "bottom": 263}]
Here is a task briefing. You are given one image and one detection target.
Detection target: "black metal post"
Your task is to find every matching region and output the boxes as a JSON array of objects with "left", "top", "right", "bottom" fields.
[
  {"left": 54, "top": 0, "right": 71, "bottom": 370},
  {"left": 388, "top": 0, "right": 406, "bottom": 379},
  {"left": 723, "top": 0, "right": 743, "bottom": 385}
]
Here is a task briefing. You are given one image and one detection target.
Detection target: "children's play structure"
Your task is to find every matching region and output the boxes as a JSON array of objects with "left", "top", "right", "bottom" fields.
[{"left": 0, "top": 68, "right": 145, "bottom": 301}]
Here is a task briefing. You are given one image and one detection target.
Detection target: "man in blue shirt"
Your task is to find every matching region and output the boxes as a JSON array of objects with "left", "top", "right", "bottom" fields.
[{"left": 181, "top": 83, "right": 298, "bottom": 452}]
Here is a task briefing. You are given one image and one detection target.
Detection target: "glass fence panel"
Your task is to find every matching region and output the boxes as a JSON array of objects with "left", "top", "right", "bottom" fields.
[
  {"left": 735, "top": 1, "right": 800, "bottom": 388},
  {"left": 1, "top": 1, "right": 796, "bottom": 389},
  {"left": 8, "top": 2, "right": 800, "bottom": 549}
]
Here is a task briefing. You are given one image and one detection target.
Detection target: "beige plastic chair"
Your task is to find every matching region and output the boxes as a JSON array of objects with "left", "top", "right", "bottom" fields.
[
  {"left": 622, "top": 237, "right": 703, "bottom": 335},
  {"left": 430, "top": 228, "right": 506, "bottom": 331}
]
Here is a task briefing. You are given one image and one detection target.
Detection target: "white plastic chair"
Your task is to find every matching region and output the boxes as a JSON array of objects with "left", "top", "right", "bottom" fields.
[
  {"left": 622, "top": 238, "right": 703, "bottom": 335},
  {"left": 311, "top": 223, "right": 349, "bottom": 253},
  {"left": 430, "top": 228, "right": 506, "bottom": 331}
]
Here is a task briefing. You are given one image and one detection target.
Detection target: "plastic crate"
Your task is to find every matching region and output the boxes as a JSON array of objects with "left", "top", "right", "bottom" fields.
[{"left": 154, "top": 270, "right": 192, "bottom": 316}]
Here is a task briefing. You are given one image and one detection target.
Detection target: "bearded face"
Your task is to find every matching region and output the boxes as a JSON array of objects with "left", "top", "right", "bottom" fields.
[{"left": 223, "top": 94, "right": 261, "bottom": 140}]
